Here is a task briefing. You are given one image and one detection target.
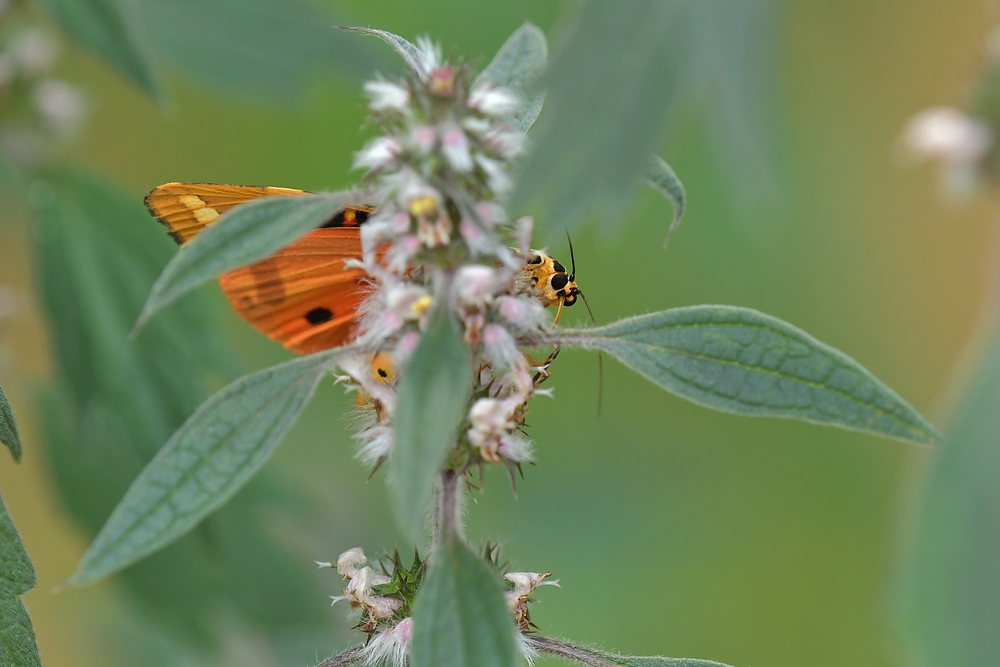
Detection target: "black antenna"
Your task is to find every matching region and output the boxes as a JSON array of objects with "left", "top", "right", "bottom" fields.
[
  {"left": 565, "top": 228, "right": 577, "bottom": 280},
  {"left": 564, "top": 229, "right": 603, "bottom": 416}
]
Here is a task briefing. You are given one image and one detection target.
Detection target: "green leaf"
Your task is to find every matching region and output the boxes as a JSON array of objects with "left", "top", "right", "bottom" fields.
[
  {"left": 904, "top": 331, "right": 1000, "bottom": 666},
  {"left": 0, "top": 492, "right": 40, "bottom": 667},
  {"left": 69, "top": 350, "right": 344, "bottom": 586},
  {"left": 525, "top": 636, "right": 735, "bottom": 667},
  {"left": 511, "top": 0, "right": 781, "bottom": 237},
  {"left": 476, "top": 22, "right": 548, "bottom": 133},
  {"left": 136, "top": 190, "right": 367, "bottom": 331},
  {"left": 645, "top": 154, "right": 686, "bottom": 248},
  {"left": 411, "top": 535, "right": 517, "bottom": 667},
  {"left": 0, "top": 492, "right": 35, "bottom": 598},
  {"left": 0, "top": 596, "right": 41, "bottom": 667},
  {"left": 37, "top": 0, "right": 163, "bottom": 99},
  {"left": 547, "top": 306, "right": 941, "bottom": 445},
  {"left": 338, "top": 26, "right": 423, "bottom": 75},
  {"left": 390, "top": 306, "right": 472, "bottom": 541},
  {"left": 0, "top": 383, "right": 21, "bottom": 463},
  {"left": 136, "top": 0, "right": 391, "bottom": 100}
]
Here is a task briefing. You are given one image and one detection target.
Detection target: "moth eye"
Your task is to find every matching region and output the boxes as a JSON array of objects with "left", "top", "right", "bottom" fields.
[
  {"left": 305, "top": 307, "right": 333, "bottom": 324},
  {"left": 552, "top": 260, "right": 566, "bottom": 274},
  {"left": 528, "top": 254, "right": 544, "bottom": 265},
  {"left": 550, "top": 273, "right": 569, "bottom": 290}
]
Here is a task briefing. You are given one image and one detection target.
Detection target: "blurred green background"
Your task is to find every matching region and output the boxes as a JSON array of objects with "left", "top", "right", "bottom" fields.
[{"left": 0, "top": 1, "right": 996, "bottom": 666}]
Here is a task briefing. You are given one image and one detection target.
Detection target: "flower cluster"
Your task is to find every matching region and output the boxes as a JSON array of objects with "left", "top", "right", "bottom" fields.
[
  {"left": 321, "top": 545, "right": 556, "bottom": 667},
  {"left": 0, "top": 8, "right": 85, "bottom": 166},
  {"left": 340, "top": 37, "right": 554, "bottom": 473}
]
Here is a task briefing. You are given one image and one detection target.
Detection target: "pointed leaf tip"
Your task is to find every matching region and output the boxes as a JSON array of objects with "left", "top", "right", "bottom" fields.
[{"left": 547, "top": 306, "right": 941, "bottom": 446}]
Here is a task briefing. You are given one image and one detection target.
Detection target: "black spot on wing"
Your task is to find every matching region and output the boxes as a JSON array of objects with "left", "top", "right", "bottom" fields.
[
  {"left": 552, "top": 260, "right": 566, "bottom": 273},
  {"left": 305, "top": 307, "right": 333, "bottom": 324}
]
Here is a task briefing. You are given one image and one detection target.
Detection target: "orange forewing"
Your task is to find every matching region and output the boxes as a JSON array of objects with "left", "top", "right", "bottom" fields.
[
  {"left": 145, "top": 182, "right": 309, "bottom": 245},
  {"left": 144, "top": 183, "right": 374, "bottom": 354}
]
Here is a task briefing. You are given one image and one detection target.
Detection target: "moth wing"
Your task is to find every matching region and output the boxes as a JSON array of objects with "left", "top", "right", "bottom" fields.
[
  {"left": 218, "top": 228, "right": 368, "bottom": 354},
  {"left": 145, "top": 182, "right": 309, "bottom": 245}
]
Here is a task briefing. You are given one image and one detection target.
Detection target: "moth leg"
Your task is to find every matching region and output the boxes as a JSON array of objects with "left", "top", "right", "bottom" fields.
[
  {"left": 550, "top": 298, "right": 565, "bottom": 328},
  {"left": 532, "top": 346, "right": 561, "bottom": 388}
]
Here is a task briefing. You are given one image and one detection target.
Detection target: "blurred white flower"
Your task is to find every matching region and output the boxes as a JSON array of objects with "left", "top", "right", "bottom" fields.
[
  {"left": 9, "top": 29, "right": 58, "bottom": 77},
  {"left": 468, "top": 83, "right": 519, "bottom": 116},
  {"left": 365, "top": 79, "right": 410, "bottom": 112},
  {"left": 902, "top": 106, "right": 992, "bottom": 165},
  {"left": 441, "top": 123, "right": 473, "bottom": 172},
  {"left": 33, "top": 79, "right": 84, "bottom": 136},
  {"left": 354, "top": 136, "right": 403, "bottom": 171}
]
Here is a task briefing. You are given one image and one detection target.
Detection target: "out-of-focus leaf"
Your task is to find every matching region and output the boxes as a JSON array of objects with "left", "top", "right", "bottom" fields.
[
  {"left": 0, "top": 491, "right": 40, "bottom": 667},
  {"left": 338, "top": 26, "right": 422, "bottom": 74},
  {"left": 0, "top": 596, "right": 41, "bottom": 667},
  {"left": 645, "top": 154, "right": 685, "bottom": 248},
  {"left": 31, "top": 169, "right": 328, "bottom": 647},
  {"left": 544, "top": 306, "right": 940, "bottom": 445},
  {"left": 513, "top": 0, "right": 781, "bottom": 238},
  {"left": 390, "top": 306, "right": 472, "bottom": 541},
  {"left": 0, "top": 382, "right": 21, "bottom": 462},
  {"left": 36, "top": 0, "right": 163, "bottom": 98},
  {"left": 476, "top": 22, "right": 548, "bottom": 132},
  {"left": 136, "top": 190, "right": 367, "bottom": 330},
  {"left": 905, "top": 332, "right": 1000, "bottom": 666},
  {"left": 525, "top": 636, "right": 734, "bottom": 667},
  {"left": 135, "top": 0, "right": 391, "bottom": 99},
  {"left": 0, "top": 491, "right": 35, "bottom": 597},
  {"left": 411, "top": 534, "right": 517, "bottom": 667},
  {"left": 70, "top": 349, "right": 342, "bottom": 586}
]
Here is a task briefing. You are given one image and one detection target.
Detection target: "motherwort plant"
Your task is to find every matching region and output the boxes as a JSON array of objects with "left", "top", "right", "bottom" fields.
[{"left": 68, "top": 24, "right": 940, "bottom": 667}]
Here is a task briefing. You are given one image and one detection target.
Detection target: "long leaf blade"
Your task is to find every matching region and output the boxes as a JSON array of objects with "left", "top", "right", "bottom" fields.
[
  {"left": 136, "top": 190, "right": 366, "bottom": 330},
  {"left": 37, "top": 0, "right": 163, "bottom": 98},
  {"left": 645, "top": 154, "right": 686, "bottom": 248},
  {"left": 69, "top": 350, "right": 343, "bottom": 586},
  {"left": 390, "top": 307, "right": 472, "bottom": 541},
  {"left": 904, "top": 332, "right": 1000, "bottom": 665},
  {"left": 547, "top": 306, "right": 940, "bottom": 445},
  {"left": 476, "top": 22, "right": 548, "bottom": 133},
  {"left": 0, "top": 492, "right": 35, "bottom": 598},
  {"left": 0, "top": 383, "right": 21, "bottom": 462},
  {"left": 0, "top": 596, "right": 41, "bottom": 667},
  {"left": 411, "top": 536, "right": 517, "bottom": 667}
]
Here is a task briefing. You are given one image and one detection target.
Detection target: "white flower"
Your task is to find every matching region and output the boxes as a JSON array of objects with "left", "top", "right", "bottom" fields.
[
  {"left": 481, "top": 323, "right": 521, "bottom": 370},
  {"left": 355, "top": 424, "right": 394, "bottom": 466},
  {"left": 441, "top": 123, "right": 473, "bottom": 172},
  {"left": 484, "top": 127, "right": 526, "bottom": 161},
  {"left": 360, "top": 617, "right": 413, "bottom": 667},
  {"left": 354, "top": 136, "right": 403, "bottom": 171},
  {"left": 902, "top": 107, "right": 992, "bottom": 165},
  {"left": 335, "top": 547, "right": 368, "bottom": 579},
  {"left": 365, "top": 79, "right": 411, "bottom": 112},
  {"left": 496, "top": 295, "right": 547, "bottom": 332},
  {"left": 409, "top": 125, "right": 437, "bottom": 155},
  {"left": 33, "top": 79, "right": 84, "bottom": 135},
  {"left": 414, "top": 36, "right": 443, "bottom": 80},
  {"left": 455, "top": 265, "right": 498, "bottom": 306},
  {"left": 9, "top": 29, "right": 58, "bottom": 76},
  {"left": 476, "top": 154, "right": 512, "bottom": 193},
  {"left": 468, "top": 83, "right": 519, "bottom": 116},
  {"left": 504, "top": 571, "right": 558, "bottom": 632}
]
